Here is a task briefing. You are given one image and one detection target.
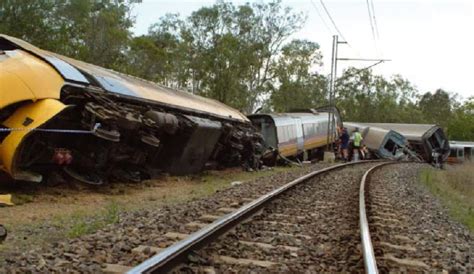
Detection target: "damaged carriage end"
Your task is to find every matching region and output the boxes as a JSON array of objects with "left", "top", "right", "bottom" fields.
[
  {"left": 346, "top": 122, "right": 450, "bottom": 166},
  {"left": 0, "top": 34, "right": 264, "bottom": 184},
  {"left": 344, "top": 122, "right": 415, "bottom": 161},
  {"left": 0, "top": 99, "right": 68, "bottom": 182}
]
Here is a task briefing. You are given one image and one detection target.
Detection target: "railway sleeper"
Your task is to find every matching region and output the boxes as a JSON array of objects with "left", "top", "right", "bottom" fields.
[
  {"left": 213, "top": 255, "right": 277, "bottom": 268},
  {"left": 382, "top": 254, "right": 429, "bottom": 269},
  {"left": 379, "top": 241, "right": 417, "bottom": 252},
  {"left": 238, "top": 240, "right": 300, "bottom": 252}
]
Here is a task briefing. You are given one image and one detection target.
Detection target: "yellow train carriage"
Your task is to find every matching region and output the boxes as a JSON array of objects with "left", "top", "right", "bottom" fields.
[{"left": 0, "top": 34, "right": 260, "bottom": 184}]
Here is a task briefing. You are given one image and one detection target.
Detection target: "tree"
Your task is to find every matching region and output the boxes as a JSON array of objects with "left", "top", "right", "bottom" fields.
[
  {"left": 0, "top": 0, "right": 141, "bottom": 70},
  {"left": 270, "top": 39, "right": 327, "bottom": 112},
  {"left": 447, "top": 98, "right": 474, "bottom": 140},
  {"left": 418, "top": 89, "right": 455, "bottom": 129},
  {"left": 335, "top": 68, "right": 424, "bottom": 123},
  {"left": 124, "top": 0, "right": 305, "bottom": 112},
  {"left": 0, "top": 0, "right": 57, "bottom": 48}
]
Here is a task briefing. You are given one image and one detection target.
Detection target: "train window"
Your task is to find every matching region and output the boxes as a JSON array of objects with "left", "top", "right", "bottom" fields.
[
  {"left": 384, "top": 140, "right": 398, "bottom": 155},
  {"left": 289, "top": 125, "right": 295, "bottom": 140},
  {"left": 303, "top": 123, "right": 317, "bottom": 137},
  {"left": 449, "top": 149, "right": 457, "bottom": 157},
  {"left": 458, "top": 149, "right": 464, "bottom": 158},
  {"left": 262, "top": 122, "right": 277, "bottom": 148},
  {"left": 283, "top": 127, "right": 289, "bottom": 142},
  {"left": 278, "top": 126, "right": 289, "bottom": 143},
  {"left": 466, "top": 148, "right": 473, "bottom": 159}
]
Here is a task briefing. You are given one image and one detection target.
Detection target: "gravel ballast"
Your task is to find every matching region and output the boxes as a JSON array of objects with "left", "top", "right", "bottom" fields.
[
  {"left": 0, "top": 163, "right": 331, "bottom": 273},
  {"left": 1, "top": 162, "right": 473, "bottom": 273},
  {"left": 368, "top": 163, "right": 473, "bottom": 272}
]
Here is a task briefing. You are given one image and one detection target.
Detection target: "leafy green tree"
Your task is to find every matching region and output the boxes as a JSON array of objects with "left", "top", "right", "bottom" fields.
[
  {"left": 0, "top": 0, "right": 140, "bottom": 70},
  {"left": 0, "top": 0, "right": 57, "bottom": 47},
  {"left": 124, "top": 0, "right": 305, "bottom": 112},
  {"left": 419, "top": 89, "right": 455, "bottom": 129},
  {"left": 447, "top": 98, "right": 474, "bottom": 140},
  {"left": 335, "top": 68, "right": 424, "bottom": 123},
  {"left": 270, "top": 39, "right": 327, "bottom": 112}
]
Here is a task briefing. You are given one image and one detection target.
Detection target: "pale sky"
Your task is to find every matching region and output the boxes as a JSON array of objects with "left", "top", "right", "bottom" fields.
[{"left": 132, "top": 0, "right": 474, "bottom": 99}]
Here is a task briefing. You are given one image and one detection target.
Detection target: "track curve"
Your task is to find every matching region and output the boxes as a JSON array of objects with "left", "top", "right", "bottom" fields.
[{"left": 128, "top": 161, "right": 386, "bottom": 273}]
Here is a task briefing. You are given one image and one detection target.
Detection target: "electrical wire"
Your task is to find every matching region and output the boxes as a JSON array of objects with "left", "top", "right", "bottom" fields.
[
  {"left": 319, "top": 0, "right": 348, "bottom": 42},
  {"left": 369, "top": 0, "right": 380, "bottom": 39},
  {"left": 366, "top": 0, "right": 377, "bottom": 47},
  {"left": 309, "top": 0, "right": 333, "bottom": 36},
  {"left": 366, "top": 0, "right": 382, "bottom": 56},
  {"left": 318, "top": 0, "right": 362, "bottom": 57}
]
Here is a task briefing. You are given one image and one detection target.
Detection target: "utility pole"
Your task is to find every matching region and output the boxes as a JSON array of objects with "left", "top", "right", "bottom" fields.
[
  {"left": 326, "top": 35, "right": 343, "bottom": 151},
  {"left": 324, "top": 35, "right": 391, "bottom": 159}
]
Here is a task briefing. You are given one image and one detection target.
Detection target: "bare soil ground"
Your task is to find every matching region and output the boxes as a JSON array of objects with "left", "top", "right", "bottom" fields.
[{"left": 0, "top": 166, "right": 296, "bottom": 259}]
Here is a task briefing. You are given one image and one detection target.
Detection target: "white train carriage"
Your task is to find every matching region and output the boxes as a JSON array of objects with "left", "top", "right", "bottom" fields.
[
  {"left": 448, "top": 141, "right": 474, "bottom": 163},
  {"left": 248, "top": 108, "right": 341, "bottom": 161},
  {"left": 344, "top": 122, "right": 408, "bottom": 159},
  {"left": 353, "top": 123, "right": 450, "bottom": 164}
]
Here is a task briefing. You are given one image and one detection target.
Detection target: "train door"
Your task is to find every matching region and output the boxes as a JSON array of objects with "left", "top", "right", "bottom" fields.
[
  {"left": 293, "top": 118, "right": 304, "bottom": 154},
  {"left": 458, "top": 148, "right": 465, "bottom": 162},
  {"left": 465, "top": 147, "right": 472, "bottom": 161}
]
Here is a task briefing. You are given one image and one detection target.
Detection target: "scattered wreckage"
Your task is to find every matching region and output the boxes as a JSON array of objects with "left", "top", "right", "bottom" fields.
[{"left": 0, "top": 34, "right": 263, "bottom": 185}]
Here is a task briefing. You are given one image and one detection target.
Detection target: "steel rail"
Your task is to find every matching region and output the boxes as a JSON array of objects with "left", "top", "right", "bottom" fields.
[
  {"left": 128, "top": 160, "right": 382, "bottom": 274},
  {"left": 359, "top": 162, "right": 396, "bottom": 274}
]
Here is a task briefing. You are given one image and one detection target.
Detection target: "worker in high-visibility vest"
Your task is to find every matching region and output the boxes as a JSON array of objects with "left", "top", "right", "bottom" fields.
[{"left": 352, "top": 128, "right": 363, "bottom": 161}]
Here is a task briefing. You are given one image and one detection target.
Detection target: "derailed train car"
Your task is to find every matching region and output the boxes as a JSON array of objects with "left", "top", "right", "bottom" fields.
[
  {"left": 350, "top": 123, "right": 450, "bottom": 164},
  {"left": 344, "top": 122, "right": 409, "bottom": 160},
  {"left": 0, "top": 34, "right": 262, "bottom": 184},
  {"left": 448, "top": 141, "right": 474, "bottom": 163},
  {"left": 248, "top": 108, "right": 342, "bottom": 163}
]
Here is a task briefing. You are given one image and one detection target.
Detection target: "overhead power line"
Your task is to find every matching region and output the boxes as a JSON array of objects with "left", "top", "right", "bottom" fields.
[
  {"left": 309, "top": 0, "right": 332, "bottom": 35},
  {"left": 366, "top": 0, "right": 377, "bottom": 45},
  {"left": 369, "top": 0, "right": 380, "bottom": 39},
  {"left": 318, "top": 0, "right": 348, "bottom": 42},
  {"left": 317, "top": 0, "right": 362, "bottom": 57},
  {"left": 366, "top": 0, "right": 382, "bottom": 56}
]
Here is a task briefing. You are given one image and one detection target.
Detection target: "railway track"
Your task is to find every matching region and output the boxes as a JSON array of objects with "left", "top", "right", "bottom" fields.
[
  {"left": 120, "top": 161, "right": 394, "bottom": 273},
  {"left": 4, "top": 161, "right": 471, "bottom": 273}
]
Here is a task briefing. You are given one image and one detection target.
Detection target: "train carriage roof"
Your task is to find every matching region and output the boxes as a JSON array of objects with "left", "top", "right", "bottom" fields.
[
  {"left": 349, "top": 123, "right": 440, "bottom": 141},
  {"left": 0, "top": 34, "right": 248, "bottom": 122},
  {"left": 449, "top": 141, "right": 474, "bottom": 148},
  {"left": 248, "top": 112, "right": 330, "bottom": 127}
]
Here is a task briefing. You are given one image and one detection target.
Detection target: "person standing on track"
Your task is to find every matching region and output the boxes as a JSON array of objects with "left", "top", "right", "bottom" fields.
[
  {"left": 340, "top": 127, "right": 350, "bottom": 162},
  {"left": 352, "top": 128, "right": 363, "bottom": 161}
]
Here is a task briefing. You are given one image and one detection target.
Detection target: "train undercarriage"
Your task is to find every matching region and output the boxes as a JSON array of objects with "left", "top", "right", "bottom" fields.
[{"left": 7, "top": 87, "right": 263, "bottom": 185}]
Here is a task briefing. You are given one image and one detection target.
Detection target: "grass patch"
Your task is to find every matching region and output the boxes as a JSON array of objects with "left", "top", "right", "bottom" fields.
[
  {"left": 67, "top": 201, "right": 120, "bottom": 238},
  {"left": 420, "top": 162, "right": 474, "bottom": 231}
]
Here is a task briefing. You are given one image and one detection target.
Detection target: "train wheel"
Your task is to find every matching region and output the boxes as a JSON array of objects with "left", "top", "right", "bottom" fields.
[{"left": 63, "top": 166, "right": 104, "bottom": 185}]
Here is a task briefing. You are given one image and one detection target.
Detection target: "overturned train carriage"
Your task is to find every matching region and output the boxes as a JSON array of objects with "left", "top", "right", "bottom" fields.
[
  {"left": 0, "top": 34, "right": 262, "bottom": 184},
  {"left": 350, "top": 123, "right": 450, "bottom": 164},
  {"left": 248, "top": 108, "right": 342, "bottom": 163},
  {"left": 344, "top": 122, "right": 409, "bottom": 160}
]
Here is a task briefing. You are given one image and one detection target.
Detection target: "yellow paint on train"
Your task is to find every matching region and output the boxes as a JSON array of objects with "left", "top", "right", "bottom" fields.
[
  {"left": 0, "top": 99, "right": 66, "bottom": 173},
  {"left": 303, "top": 136, "right": 331, "bottom": 150},
  {"left": 279, "top": 136, "right": 333, "bottom": 158},
  {"left": 278, "top": 143, "right": 298, "bottom": 157},
  {"left": 0, "top": 50, "right": 64, "bottom": 108}
]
